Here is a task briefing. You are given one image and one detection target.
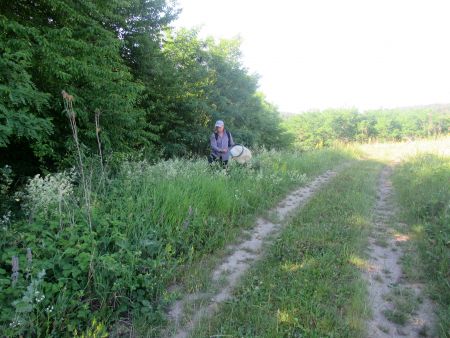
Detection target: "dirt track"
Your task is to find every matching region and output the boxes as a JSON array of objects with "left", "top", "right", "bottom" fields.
[
  {"left": 165, "top": 162, "right": 436, "bottom": 338},
  {"left": 364, "top": 166, "right": 435, "bottom": 337},
  {"left": 166, "top": 167, "right": 343, "bottom": 338}
]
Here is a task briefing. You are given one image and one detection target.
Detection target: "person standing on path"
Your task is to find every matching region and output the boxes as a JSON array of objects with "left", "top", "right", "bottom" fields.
[{"left": 209, "top": 120, "right": 235, "bottom": 167}]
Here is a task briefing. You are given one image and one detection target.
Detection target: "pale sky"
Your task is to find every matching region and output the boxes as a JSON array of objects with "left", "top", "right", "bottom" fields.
[{"left": 173, "top": 0, "right": 450, "bottom": 114}]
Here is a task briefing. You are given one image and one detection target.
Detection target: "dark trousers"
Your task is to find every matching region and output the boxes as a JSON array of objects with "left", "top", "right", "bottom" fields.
[{"left": 208, "top": 154, "right": 228, "bottom": 167}]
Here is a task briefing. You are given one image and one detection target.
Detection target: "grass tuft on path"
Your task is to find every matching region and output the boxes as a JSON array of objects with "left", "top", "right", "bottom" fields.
[{"left": 193, "top": 160, "right": 383, "bottom": 337}]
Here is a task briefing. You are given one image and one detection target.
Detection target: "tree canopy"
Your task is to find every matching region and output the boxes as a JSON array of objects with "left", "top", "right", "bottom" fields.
[{"left": 283, "top": 105, "right": 450, "bottom": 150}]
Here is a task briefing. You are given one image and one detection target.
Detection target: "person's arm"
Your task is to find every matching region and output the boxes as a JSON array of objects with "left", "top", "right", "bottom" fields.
[{"left": 210, "top": 133, "right": 221, "bottom": 152}]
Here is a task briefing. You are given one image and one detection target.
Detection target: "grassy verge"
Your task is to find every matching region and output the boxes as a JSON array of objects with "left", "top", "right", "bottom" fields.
[
  {"left": 392, "top": 154, "right": 450, "bottom": 337},
  {"left": 0, "top": 148, "right": 355, "bottom": 336},
  {"left": 193, "top": 160, "right": 382, "bottom": 337}
]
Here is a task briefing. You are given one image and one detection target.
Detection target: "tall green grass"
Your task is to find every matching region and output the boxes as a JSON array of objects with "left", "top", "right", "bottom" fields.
[
  {"left": 194, "top": 160, "right": 382, "bottom": 337},
  {"left": 393, "top": 154, "right": 450, "bottom": 337},
  {"left": 0, "top": 148, "right": 355, "bottom": 336}
]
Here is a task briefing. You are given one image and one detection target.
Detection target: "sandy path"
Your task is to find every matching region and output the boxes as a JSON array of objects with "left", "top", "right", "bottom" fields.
[
  {"left": 165, "top": 167, "right": 344, "bottom": 338},
  {"left": 365, "top": 166, "right": 435, "bottom": 337}
]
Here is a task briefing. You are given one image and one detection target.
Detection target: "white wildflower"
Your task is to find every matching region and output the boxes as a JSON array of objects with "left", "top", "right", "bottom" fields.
[
  {"left": 21, "top": 170, "right": 76, "bottom": 220},
  {"left": 0, "top": 210, "right": 11, "bottom": 230}
]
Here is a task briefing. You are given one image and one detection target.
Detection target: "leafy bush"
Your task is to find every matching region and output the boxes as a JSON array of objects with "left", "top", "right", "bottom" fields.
[{"left": 0, "top": 165, "right": 14, "bottom": 215}]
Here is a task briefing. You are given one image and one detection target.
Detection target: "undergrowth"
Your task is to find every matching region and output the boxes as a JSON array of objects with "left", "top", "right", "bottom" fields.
[{"left": 0, "top": 148, "right": 354, "bottom": 336}]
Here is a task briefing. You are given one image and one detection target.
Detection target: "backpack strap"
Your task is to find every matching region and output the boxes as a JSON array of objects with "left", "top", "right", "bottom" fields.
[{"left": 215, "top": 130, "right": 232, "bottom": 148}]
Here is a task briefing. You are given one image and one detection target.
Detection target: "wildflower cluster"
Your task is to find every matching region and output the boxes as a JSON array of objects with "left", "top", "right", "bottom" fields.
[{"left": 21, "top": 169, "right": 77, "bottom": 220}]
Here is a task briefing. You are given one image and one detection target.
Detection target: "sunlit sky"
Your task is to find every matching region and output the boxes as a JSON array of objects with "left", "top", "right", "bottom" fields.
[{"left": 173, "top": 0, "right": 450, "bottom": 113}]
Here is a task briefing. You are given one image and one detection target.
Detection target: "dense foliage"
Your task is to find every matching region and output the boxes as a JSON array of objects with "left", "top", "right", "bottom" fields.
[
  {"left": 0, "top": 0, "right": 289, "bottom": 178},
  {"left": 0, "top": 149, "right": 351, "bottom": 336},
  {"left": 283, "top": 106, "right": 450, "bottom": 150}
]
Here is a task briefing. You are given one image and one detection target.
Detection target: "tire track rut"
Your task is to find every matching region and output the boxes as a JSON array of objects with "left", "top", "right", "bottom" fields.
[{"left": 365, "top": 166, "right": 435, "bottom": 337}]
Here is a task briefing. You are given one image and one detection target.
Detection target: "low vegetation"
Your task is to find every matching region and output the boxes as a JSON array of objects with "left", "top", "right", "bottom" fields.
[
  {"left": 0, "top": 148, "right": 352, "bottom": 336},
  {"left": 393, "top": 153, "right": 450, "bottom": 336},
  {"left": 382, "top": 285, "right": 421, "bottom": 326}
]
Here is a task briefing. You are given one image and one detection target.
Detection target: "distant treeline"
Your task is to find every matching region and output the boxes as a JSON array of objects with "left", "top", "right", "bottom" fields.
[
  {"left": 283, "top": 105, "right": 450, "bottom": 150},
  {"left": 0, "top": 1, "right": 289, "bottom": 177}
]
